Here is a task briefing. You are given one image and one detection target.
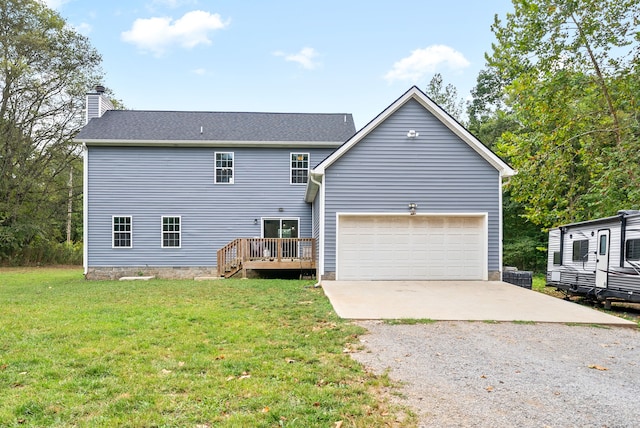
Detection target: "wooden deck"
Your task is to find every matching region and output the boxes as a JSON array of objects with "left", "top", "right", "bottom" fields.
[{"left": 217, "top": 238, "right": 316, "bottom": 278}]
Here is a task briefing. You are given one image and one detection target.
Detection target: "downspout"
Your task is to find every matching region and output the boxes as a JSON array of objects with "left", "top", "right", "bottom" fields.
[
  {"left": 309, "top": 172, "right": 323, "bottom": 286},
  {"left": 83, "top": 143, "right": 89, "bottom": 277},
  {"left": 309, "top": 172, "right": 322, "bottom": 189}
]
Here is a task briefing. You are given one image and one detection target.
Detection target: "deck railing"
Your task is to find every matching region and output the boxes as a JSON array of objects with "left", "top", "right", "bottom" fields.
[{"left": 217, "top": 238, "right": 316, "bottom": 277}]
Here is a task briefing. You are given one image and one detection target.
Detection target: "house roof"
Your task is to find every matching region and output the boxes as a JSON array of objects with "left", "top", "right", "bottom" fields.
[
  {"left": 305, "top": 86, "right": 516, "bottom": 202},
  {"left": 76, "top": 110, "right": 356, "bottom": 147}
]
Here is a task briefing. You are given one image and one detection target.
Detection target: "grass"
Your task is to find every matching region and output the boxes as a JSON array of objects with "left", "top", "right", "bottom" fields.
[
  {"left": 531, "top": 274, "right": 548, "bottom": 293},
  {"left": 0, "top": 268, "right": 413, "bottom": 427}
]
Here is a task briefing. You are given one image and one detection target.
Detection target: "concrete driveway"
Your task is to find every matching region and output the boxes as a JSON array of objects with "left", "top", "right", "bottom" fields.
[{"left": 321, "top": 280, "right": 635, "bottom": 326}]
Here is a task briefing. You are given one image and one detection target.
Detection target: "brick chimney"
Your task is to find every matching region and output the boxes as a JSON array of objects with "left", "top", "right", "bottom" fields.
[{"left": 85, "top": 85, "right": 114, "bottom": 124}]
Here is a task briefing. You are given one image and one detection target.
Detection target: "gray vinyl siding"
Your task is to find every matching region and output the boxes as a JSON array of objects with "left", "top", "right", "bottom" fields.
[
  {"left": 86, "top": 95, "right": 100, "bottom": 122},
  {"left": 86, "top": 94, "right": 113, "bottom": 123},
  {"left": 312, "top": 191, "right": 321, "bottom": 263},
  {"left": 323, "top": 99, "right": 502, "bottom": 274},
  {"left": 87, "top": 146, "right": 332, "bottom": 267},
  {"left": 312, "top": 193, "right": 320, "bottom": 241}
]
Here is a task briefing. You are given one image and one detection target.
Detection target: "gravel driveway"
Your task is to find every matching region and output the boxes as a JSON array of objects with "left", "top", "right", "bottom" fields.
[{"left": 352, "top": 321, "right": 640, "bottom": 428}]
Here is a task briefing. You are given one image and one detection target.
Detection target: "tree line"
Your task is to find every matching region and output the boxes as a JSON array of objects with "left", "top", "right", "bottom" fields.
[
  {"left": 429, "top": 0, "right": 639, "bottom": 271},
  {"left": 0, "top": 0, "right": 102, "bottom": 264},
  {"left": 1, "top": 0, "right": 638, "bottom": 270}
]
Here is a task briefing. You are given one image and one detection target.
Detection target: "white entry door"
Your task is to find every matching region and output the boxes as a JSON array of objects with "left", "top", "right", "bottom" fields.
[
  {"left": 337, "top": 215, "right": 486, "bottom": 281},
  {"left": 595, "top": 229, "right": 610, "bottom": 288}
]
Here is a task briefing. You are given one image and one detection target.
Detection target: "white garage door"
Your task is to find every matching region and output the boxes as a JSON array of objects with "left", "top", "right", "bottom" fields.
[{"left": 337, "top": 215, "right": 486, "bottom": 280}]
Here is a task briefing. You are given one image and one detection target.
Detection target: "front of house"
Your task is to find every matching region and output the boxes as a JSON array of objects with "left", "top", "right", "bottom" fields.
[{"left": 77, "top": 86, "right": 514, "bottom": 281}]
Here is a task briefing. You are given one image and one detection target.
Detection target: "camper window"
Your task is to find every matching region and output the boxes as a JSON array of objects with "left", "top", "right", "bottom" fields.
[
  {"left": 572, "top": 239, "right": 589, "bottom": 262},
  {"left": 626, "top": 239, "right": 640, "bottom": 261}
]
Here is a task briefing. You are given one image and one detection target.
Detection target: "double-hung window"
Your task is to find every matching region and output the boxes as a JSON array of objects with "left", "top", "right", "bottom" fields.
[
  {"left": 215, "top": 152, "right": 234, "bottom": 184},
  {"left": 113, "top": 216, "right": 132, "bottom": 248},
  {"left": 291, "top": 153, "right": 309, "bottom": 184},
  {"left": 162, "top": 216, "right": 181, "bottom": 248}
]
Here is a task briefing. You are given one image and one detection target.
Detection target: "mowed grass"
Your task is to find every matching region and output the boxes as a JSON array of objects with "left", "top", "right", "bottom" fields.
[{"left": 0, "top": 269, "right": 410, "bottom": 427}]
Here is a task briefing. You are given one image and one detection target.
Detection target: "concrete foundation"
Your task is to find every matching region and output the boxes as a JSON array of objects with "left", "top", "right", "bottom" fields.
[{"left": 85, "top": 266, "right": 219, "bottom": 280}]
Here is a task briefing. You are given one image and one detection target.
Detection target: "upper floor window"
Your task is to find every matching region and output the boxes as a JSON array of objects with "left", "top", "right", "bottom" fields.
[
  {"left": 162, "top": 216, "right": 181, "bottom": 248},
  {"left": 291, "top": 153, "right": 309, "bottom": 184},
  {"left": 215, "top": 152, "right": 234, "bottom": 184},
  {"left": 113, "top": 216, "right": 132, "bottom": 248}
]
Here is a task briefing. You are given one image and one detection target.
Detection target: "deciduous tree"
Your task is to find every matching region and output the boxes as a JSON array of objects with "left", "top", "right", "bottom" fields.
[
  {"left": 487, "top": 0, "right": 640, "bottom": 228},
  {"left": 424, "top": 73, "right": 465, "bottom": 123},
  {"left": 0, "top": 0, "right": 103, "bottom": 262}
]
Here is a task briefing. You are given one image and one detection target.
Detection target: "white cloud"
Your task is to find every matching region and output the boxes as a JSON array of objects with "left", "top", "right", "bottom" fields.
[
  {"left": 121, "top": 10, "right": 230, "bottom": 56},
  {"left": 384, "top": 45, "right": 470, "bottom": 83},
  {"left": 274, "top": 47, "right": 320, "bottom": 70},
  {"left": 73, "top": 22, "right": 92, "bottom": 35},
  {"left": 152, "top": 0, "right": 196, "bottom": 8},
  {"left": 192, "top": 68, "right": 207, "bottom": 75}
]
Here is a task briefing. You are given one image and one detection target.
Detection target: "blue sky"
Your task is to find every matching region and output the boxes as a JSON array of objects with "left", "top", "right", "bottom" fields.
[{"left": 45, "top": 0, "right": 514, "bottom": 128}]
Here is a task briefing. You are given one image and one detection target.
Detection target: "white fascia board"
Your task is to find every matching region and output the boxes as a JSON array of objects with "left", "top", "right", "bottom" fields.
[
  {"left": 76, "top": 139, "right": 343, "bottom": 148},
  {"left": 314, "top": 86, "right": 516, "bottom": 177}
]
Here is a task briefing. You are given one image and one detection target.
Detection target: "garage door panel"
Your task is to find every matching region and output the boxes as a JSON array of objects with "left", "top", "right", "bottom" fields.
[{"left": 337, "top": 215, "right": 485, "bottom": 280}]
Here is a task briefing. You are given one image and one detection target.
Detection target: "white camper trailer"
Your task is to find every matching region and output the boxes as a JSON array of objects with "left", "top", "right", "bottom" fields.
[{"left": 546, "top": 210, "right": 640, "bottom": 305}]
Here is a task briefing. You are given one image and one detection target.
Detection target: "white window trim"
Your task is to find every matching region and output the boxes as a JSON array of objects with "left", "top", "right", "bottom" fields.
[
  {"left": 215, "top": 151, "right": 234, "bottom": 184},
  {"left": 161, "top": 215, "right": 182, "bottom": 248},
  {"left": 112, "top": 215, "right": 132, "bottom": 249},
  {"left": 290, "top": 152, "right": 309, "bottom": 185},
  {"left": 260, "top": 217, "right": 301, "bottom": 238}
]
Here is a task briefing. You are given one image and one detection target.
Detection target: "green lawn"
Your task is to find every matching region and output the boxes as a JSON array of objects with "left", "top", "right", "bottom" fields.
[{"left": 0, "top": 269, "right": 412, "bottom": 427}]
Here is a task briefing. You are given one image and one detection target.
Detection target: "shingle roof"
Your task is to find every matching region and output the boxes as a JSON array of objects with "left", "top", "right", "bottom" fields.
[{"left": 76, "top": 110, "right": 356, "bottom": 143}]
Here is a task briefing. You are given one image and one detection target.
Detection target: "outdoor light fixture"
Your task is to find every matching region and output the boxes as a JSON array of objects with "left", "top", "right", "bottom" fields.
[
  {"left": 407, "top": 129, "right": 419, "bottom": 138},
  {"left": 408, "top": 202, "right": 417, "bottom": 215},
  {"left": 254, "top": 218, "right": 258, "bottom": 225}
]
